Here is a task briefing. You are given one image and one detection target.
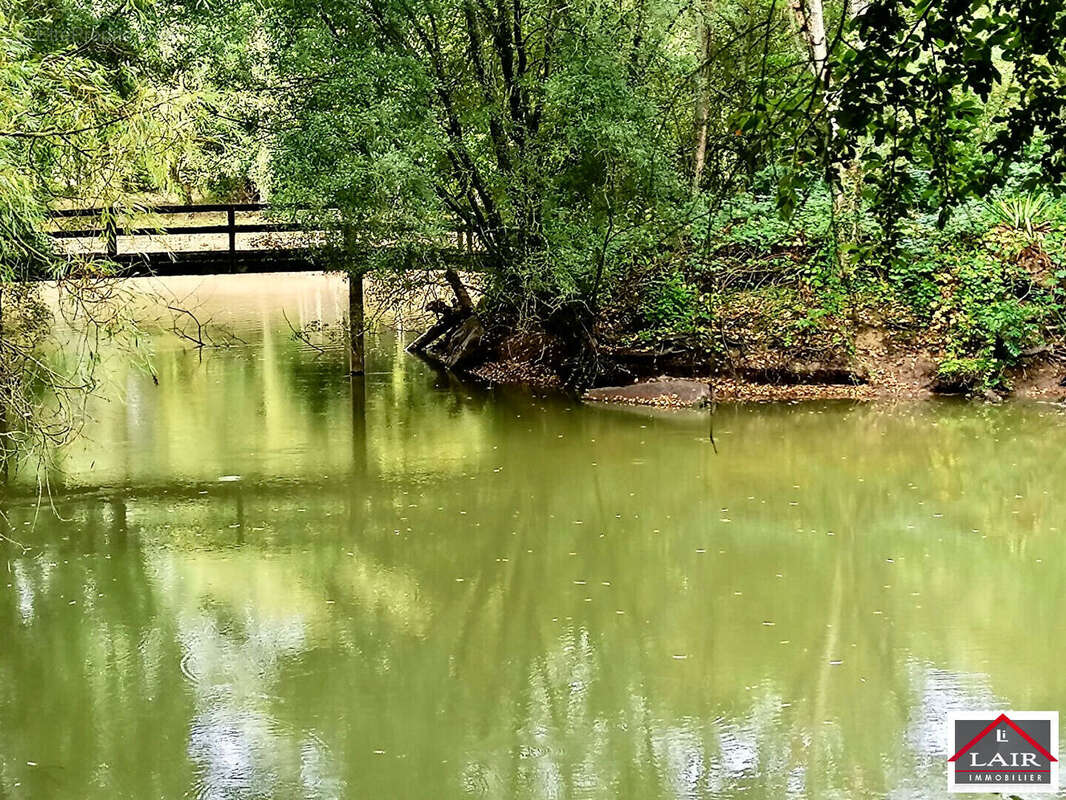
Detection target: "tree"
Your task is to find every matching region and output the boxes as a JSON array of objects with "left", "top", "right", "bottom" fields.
[
  {"left": 751, "top": 0, "right": 1066, "bottom": 236},
  {"left": 838, "top": 0, "right": 1066, "bottom": 227},
  {"left": 0, "top": 0, "right": 223, "bottom": 475},
  {"left": 262, "top": 0, "right": 696, "bottom": 383}
]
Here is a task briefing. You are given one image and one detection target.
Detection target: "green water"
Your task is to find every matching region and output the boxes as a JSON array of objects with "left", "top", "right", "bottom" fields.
[{"left": 2, "top": 276, "right": 1065, "bottom": 799}]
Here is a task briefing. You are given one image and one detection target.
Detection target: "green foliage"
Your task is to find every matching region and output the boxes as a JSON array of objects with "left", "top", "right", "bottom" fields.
[
  {"left": 0, "top": 0, "right": 212, "bottom": 471},
  {"left": 990, "top": 193, "right": 1057, "bottom": 240},
  {"left": 844, "top": 0, "right": 1066, "bottom": 216},
  {"left": 734, "top": 0, "right": 1066, "bottom": 249},
  {"left": 263, "top": 0, "right": 691, "bottom": 320},
  {"left": 935, "top": 356, "right": 1001, "bottom": 393},
  {"left": 927, "top": 235, "right": 1060, "bottom": 392},
  {"left": 0, "top": 0, "right": 238, "bottom": 275},
  {"left": 682, "top": 172, "right": 1066, "bottom": 394},
  {"left": 5, "top": 0, "right": 1066, "bottom": 399},
  {"left": 702, "top": 186, "right": 835, "bottom": 253},
  {"left": 641, "top": 268, "right": 702, "bottom": 334}
]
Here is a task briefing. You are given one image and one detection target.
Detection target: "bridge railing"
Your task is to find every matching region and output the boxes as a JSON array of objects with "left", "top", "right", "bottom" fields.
[
  {"left": 47, "top": 203, "right": 476, "bottom": 258},
  {"left": 47, "top": 203, "right": 304, "bottom": 259}
]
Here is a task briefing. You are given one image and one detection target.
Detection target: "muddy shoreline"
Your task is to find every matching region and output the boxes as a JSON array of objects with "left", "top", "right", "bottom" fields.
[
  {"left": 466, "top": 352, "right": 1066, "bottom": 407},
  {"left": 412, "top": 297, "right": 1066, "bottom": 407}
]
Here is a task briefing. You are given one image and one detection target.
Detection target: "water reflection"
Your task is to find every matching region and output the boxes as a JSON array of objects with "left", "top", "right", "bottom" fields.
[{"left": 2, "top": 275, "right": 1066, "bottom": 798}]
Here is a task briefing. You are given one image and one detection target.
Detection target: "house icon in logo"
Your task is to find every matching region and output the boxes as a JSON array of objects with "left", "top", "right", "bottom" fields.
[{"left": 948, "top": 711, "right": 1059, "bottom": 793}]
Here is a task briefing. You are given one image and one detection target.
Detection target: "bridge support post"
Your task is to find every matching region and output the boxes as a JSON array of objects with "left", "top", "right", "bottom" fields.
[
  {"left": 349, "top": 271, "right": 364, "bottom": 375},
  {"left": 350, "top": 366, "right": 367, "bottom": 477},
  {"left": 110, "top": 497, "right": 128, "bottom": 542},
  {"left": 227, "top": 206, "right": 236, "bottom": 267}
]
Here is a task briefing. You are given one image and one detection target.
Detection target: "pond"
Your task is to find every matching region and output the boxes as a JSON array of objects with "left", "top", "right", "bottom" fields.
[{"left": 1, "top": 274, "right": 1064, "bottom": 799}]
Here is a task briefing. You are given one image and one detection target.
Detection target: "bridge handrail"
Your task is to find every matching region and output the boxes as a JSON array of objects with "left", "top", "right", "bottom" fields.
[
  {"left": 47, "top": 203, "right": 269, "bottom": 218},
  {"left": 45, "top": 203, "right": 301, "bottom": 258},
  {"left": 50, "top": 223, "right": 301, "bottom": 240},
  {"left": 44, "top": 203, "right": 475, "bottom": 258}
]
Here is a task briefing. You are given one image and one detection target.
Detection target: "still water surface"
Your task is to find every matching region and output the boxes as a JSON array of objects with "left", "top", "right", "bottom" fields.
[{"left": 2, "top": 275, "right": 1065, "bottom": 799}]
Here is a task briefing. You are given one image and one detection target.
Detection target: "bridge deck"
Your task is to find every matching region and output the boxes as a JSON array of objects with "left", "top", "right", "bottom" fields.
[{"left": 82, "top": 248, "right": 323, "bottom": 278}]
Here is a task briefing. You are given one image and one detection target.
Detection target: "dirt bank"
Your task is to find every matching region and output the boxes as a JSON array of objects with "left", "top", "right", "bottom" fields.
[
  {"left": 410, "top": 277, "right": 1066, "bottom": 405},
  {"left": 466, "top": 329, "right": 1066, "bottom": 406}
]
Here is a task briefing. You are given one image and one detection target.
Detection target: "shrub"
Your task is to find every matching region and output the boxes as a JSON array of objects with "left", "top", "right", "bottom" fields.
[
  {"left": 641, "top": 268, "right": 702, "bottom": 334},
  {"left": 934, "top": 356, "right": 1001, "bottom": 393}
]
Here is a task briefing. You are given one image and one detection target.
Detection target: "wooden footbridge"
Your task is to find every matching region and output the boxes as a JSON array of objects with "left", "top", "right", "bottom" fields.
[
  {"left": 47, "top": 203, "right": 475, "bottom": 374},
  {"left": 47, "top": 203, "right": 333, "bottom": 275}
]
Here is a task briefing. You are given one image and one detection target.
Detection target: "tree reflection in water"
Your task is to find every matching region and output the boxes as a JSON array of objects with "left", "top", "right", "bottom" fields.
[{"left": 2, "top": 275, "right": 1065, "bottom": 798}]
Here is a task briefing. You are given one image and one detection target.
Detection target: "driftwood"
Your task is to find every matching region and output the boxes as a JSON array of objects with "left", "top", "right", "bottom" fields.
[
  {"left": 407, "top": 300, "right": 463, "bottom": 353},
  {"left": 407, "top": 270, "right": 476, "bottom": 357},
  {"left": 439, "top": 315, "right": 488, "bottom": 369}
]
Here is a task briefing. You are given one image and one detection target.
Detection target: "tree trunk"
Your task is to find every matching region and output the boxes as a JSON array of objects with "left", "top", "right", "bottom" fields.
[
  {"left": 444, "top": 268, "right": 474, "bottom": 313},
  {"left": 691, "top": 2, "right": 713, "bottom": 194},
  {"left": 790, "top": 0, "right": 857, "bottom": 275},
  {"left": 793, "top": 0, "right": 870, "bottom": 272},
  {"left": 788, "top": 0, "right": 829, "bottom": 88},
  {"left": 407, "top": 301, "right": 464, "bottom": 353},
  {"left": 839, "top": 0, "right": 869, "bottom": 249}
]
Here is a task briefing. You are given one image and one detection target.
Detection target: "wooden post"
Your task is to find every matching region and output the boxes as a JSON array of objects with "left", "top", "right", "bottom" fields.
[
  {"left": 111, "top": 497, "right": 128, "bottom": 540},
  {"left": 350, "top": 362, "right": 367, "bottom": 476},
  {"left": 349, "top": 271, "right": 365, "bottom": 375},
  {"left": 234, "top": 483, "right": 245, "bottom": 544},
  {"left": 105, "top": 216, "right": 118, "bottom": 258},
  {"left": 227, "top": 206, "right": 236, "bottom": 264}
]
